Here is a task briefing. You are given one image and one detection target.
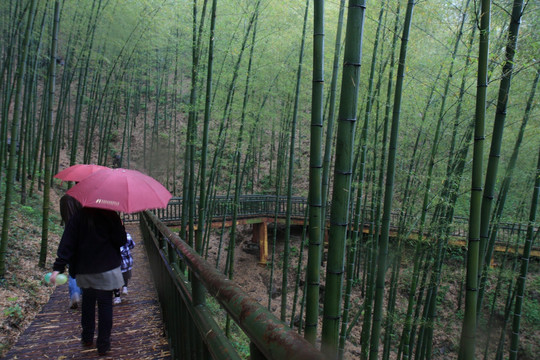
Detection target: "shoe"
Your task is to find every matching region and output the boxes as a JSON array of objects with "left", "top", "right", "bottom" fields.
[
  {"left": 113, "top": 297, "right": 121, "bottom": 305},
  {"left": 70, "top": 293, "right": 80, "bottom": 309},
  {"left": 121, "top": 286, "right": 128, "bottom": 295},
  {"left": 98, "top": 345, "right": 111, "bottom": 356},
  {"left": 81, "top": 340, "right": 93, "bottom": 348}
]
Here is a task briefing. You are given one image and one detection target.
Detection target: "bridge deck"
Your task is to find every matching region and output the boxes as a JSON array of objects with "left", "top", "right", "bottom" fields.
[{"left": 3, "top": 225, "right": 171, "bottom": 360}]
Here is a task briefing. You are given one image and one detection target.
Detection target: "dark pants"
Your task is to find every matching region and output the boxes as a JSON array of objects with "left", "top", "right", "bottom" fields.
[
  {"left": 114, "top": 270, "right": 132, "bottom": 297},
  {"left": 122, "top": 270, "right": 131, "bottom": 287},
  {"left": 81, "top": 288, "right": 113, "bottom": 352}
]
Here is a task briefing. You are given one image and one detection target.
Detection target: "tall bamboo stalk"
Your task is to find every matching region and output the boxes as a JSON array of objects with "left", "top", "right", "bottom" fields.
[
  {"left": 509, "top": 146, "right": 540, "bottom": 360},
  {"left": 321, "top": 1, "right": 366, "bottom": 357},
  {"left": 0, "top": 0, "right": 37, "bottom": 277},
  {"left": 369, "top": 1, "right": 416, "bottom": 358},
  {"left": 193, "top": 0, "right": 217, "bottom": 307},
  {"left": 320, "top": 0, "right": 345, "bottom": 242},
  {"left": 476, "top": 0, "right": 525, "bottom": 315},
  {"left": 282, "top": 0, "right": 309, "bottom": 322},
  {"left": 459, "top": 0, "right": 491, "bottom": 358},
  {"left": 305, "top": 0, "right": 324, "bottom": 343},
  {"left": 39, "top": 0, "right": 61, "bottom": 268}
]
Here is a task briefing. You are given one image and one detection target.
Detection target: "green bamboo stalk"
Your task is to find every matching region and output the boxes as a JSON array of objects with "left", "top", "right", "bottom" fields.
[
  {"left": 415, "top": 4, "right": 473, "bottom": 356},
  {"left": 508, "top": 147, "right": 540, "bottom": 360},
  {"left": 484, "top": 69, "right": 539, "bottom": 272},
  {"left": 477, "top": 0, "right": 525, "bottom": 315},
  {"left": 25, "top": 4, "right": 48, "bottom": 198},
  {"left": 39, "top": 0, "right": 60, "bottom": 268},
  {"left": 458, "top": 0, "right": 491, "bottom": 358},
  {"left": 0, "top": 2, "right": 24, "bottom": 176},
  {"left": 186, "top": 0, "right": 207, "bottom": 249},
  {"left": 226, "top": 0, "right": 260, "bottom": 286},
  {"left": 321, "top": 1, "right": 366, "bottom": 357},
  {"left": 71, "top": 0, "right": 102, "bottom": 166},
  {"left": 494, "top": 225, "right": 522, "bottom": 360},
  {"left": 320, "top": 0, "right": 345, "bottom": 219},
  {"left": 351, "top": 1, "right": 390, "bottom": 356},
  {"left": 267, "top": 107, "right": 291, "bottom": 310},
  {"left": 0, "top": 0, "right": 37, "bottom": 277},
  {"left": 193, "top": 0, "right": 217, "bottom": 308},
  {"left": 291, "top": 206, "right": 309, "bottom": 329},
  {"left": 369, "top": 1, "right": 416, "bottom": 358},
  {"left": 282, "top": 0, "right": 309, "bottom": 323},
  {"left": 485, "top": 223, "right": 520, "bottom": 359},
  {"left": 304, "top": 0, "right": 325, "bottom": 343},
  {"left": 360, "top": 130, "right": 380, "bottom": 360},
  {"left": 20, "top": 3, "right": 46, "bottom": 203}
]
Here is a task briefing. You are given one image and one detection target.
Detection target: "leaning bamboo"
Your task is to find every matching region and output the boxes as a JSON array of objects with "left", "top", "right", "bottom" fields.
[{"left": 477, "top": 0, "right": 525, "bottom": 314}]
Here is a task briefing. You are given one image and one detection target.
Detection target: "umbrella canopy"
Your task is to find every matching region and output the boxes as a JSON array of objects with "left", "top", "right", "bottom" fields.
[
  {"left": 66, "top": 168, "right": 172, "bottom": 213},
  {"left": 54, "top": 164, "right": 109, "bottom": 182}
]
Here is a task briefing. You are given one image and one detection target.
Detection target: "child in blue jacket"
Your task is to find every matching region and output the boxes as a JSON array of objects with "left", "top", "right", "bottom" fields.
[{"left": 113, "top": 232, "right": 135, "bottom": 304}]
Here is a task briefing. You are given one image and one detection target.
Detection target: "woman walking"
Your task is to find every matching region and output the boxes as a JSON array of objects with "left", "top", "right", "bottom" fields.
[{"left": 50, "top": 207, "right": 127, "bottom": 356}]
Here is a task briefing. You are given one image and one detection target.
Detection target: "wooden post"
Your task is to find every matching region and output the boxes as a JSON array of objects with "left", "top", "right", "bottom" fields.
[{"left": 253, "top": 221, "right": 268, "bottom": 265}]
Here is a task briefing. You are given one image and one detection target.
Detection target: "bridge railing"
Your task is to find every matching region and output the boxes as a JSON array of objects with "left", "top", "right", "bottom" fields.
[
  {"left": 140, "top": 210, "right": 325, "bottom": 360},
  {"left": 127, "top": 195, "right": 530, "bottom": 244}
]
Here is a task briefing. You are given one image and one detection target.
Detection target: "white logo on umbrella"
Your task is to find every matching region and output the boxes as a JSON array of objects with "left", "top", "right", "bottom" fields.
[{"left": 95, "top": 199, "right": 120, "bottom": 206}]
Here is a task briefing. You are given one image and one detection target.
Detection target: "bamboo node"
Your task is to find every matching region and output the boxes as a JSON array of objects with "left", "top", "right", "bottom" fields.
[
  {"left": 330, "top": 221, "right": 348, "bottom": 227},
  {"left": 327, "top": 268, "right": 345, "bottom": 275}
]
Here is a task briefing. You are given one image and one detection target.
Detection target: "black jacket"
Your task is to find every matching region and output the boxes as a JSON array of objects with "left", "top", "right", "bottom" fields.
[{"left": 53, "top": 208, "right": 127, "bottom": 277}]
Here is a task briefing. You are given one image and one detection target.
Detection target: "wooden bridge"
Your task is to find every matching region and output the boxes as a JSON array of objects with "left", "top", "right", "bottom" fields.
[
  {"left": 4, "top": 195, "right": 535, "bottom": 359},
  {"left": 125, "top": 195, "right": 539, "bottom": 261}
]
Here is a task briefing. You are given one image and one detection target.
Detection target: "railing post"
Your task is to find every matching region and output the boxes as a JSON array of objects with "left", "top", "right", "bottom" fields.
[{"left": 253, "top": 221, "right": 268, "bottom": 264}]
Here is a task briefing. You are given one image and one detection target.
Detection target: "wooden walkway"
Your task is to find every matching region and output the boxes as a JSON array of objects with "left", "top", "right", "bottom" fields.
[{"left": 3, "top": 225, "right": 171, "bottom": 359}]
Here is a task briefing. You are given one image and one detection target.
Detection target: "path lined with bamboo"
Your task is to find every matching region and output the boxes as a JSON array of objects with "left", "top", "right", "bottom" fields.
[{"left": 3, "top": 225, "right": 171, "bottom": 360}]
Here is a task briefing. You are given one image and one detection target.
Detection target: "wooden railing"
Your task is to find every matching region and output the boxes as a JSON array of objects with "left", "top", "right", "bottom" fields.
[
  {"left": 126, "top": 195, "right": 530, "bottom": 245},
  {"left": 140, "top": 211, "right": 325, "bottom": 360}
]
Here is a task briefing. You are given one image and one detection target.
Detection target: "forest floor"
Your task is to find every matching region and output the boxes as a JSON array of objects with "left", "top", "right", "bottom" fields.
[
  {"left": 0, "top": 181, "right": 64, "bottom": 357},
  {"left": 1, "top": 186, "right": 539, "bottom": 359}
]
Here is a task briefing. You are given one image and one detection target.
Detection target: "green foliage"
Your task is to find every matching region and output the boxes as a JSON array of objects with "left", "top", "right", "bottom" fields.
[
  {"left": 205, "top": 297, "right": 250, "bottom": 359},
  {"left": 4, "top": 297, "right": 23, "bottom": 322},
  {"left": 522, "top": 297, "right": 540, "bottom": 327},
  {"left": 20, "top": 205, "right": 35, "bottom": 217},
  {"left": 523, "top": 275, "right": 540, "bottom": 326}
]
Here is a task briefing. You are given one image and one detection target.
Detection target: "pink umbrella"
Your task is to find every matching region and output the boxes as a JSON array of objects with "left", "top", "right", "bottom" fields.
[
  {"left": 54, "top": 164, "right": 109, "bottom": 182},
  {"left": 66, "top": 168, "right": 172, "bottom": 214}
]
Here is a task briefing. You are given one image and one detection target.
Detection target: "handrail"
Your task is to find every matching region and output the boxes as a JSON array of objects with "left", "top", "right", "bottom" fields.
[{"left": 140, "top": 210, "right": 326, "bottom": 360}]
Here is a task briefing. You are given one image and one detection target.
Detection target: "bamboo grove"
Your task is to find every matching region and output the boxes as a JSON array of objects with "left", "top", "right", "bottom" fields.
[{"left": 1, "top": 0, "right": 539, "bottom": 359}]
